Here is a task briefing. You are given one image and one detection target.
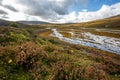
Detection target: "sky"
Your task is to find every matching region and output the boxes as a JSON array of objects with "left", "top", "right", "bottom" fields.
[{"left": 0, "top": 0, "right": 120, "bottom": 23}]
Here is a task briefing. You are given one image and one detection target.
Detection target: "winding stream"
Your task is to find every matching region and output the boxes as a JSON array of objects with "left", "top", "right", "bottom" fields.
[{"left": 51, "top": 29, "right": 120, "bottom": 55}]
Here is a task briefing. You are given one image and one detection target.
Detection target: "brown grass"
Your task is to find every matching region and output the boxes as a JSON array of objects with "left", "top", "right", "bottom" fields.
[{"left": 38, "top": 29, "right": 52, "bottom": 38}]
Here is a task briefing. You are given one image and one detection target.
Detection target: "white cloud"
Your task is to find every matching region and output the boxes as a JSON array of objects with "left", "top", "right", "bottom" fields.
[
  {"left": 56, "top": 11, "right": 77, "bottom": 23},
  {"left": 0, "top": 0, "right": 88, "bottom": 21},
  {"left": 81, "top": 9, "right": 88, "bottom": 12},
  {"left": 57, "top": 2, "right": 120, "bottom": 23}
]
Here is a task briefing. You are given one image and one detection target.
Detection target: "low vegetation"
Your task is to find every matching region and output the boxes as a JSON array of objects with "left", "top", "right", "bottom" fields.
[
  {"left": 9, "top": 22, "right": 19, "bottom": 28},
  {"left": 0, "top": 15, "right": 120, "bottom": 80},
  {"left": 0, "top": 27, "right": 120, "bottom": 80}
]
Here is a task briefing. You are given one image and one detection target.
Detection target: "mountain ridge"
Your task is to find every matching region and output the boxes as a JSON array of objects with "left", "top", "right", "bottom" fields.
[
  {"left": 18, "top": 21, "right": 50, "bottom": 25},
  {"left": 0, "top": 15, "right": 120, "bottom": 28}
]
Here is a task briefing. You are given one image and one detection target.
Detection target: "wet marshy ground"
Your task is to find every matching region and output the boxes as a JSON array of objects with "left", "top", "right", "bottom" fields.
[{"left": 51, "top": 28, "right": 120, "bottom": 54}]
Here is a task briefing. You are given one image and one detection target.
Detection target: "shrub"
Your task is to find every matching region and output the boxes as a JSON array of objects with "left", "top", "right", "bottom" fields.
[
  {"left": 49, "top": 39, "right": 59, "bottom": 44},
  {"left": 0, "top": 34, "right": 17, "bottom": 45},
  {"left": 10, "top": 22, "right": 19, "bottom": 28},
  {"left": 10, "top": 32, "right": 28, "bottom": 39}
]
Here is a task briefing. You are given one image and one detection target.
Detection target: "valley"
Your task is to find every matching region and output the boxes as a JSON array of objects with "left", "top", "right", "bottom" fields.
[{"left": 0, "top": 15, "right": 120, "bottom": 80}]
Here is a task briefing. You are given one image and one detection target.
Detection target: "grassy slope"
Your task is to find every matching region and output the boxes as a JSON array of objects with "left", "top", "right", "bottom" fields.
[
  {"left": 0, "top": 15, "right": 120, "bottom": 80},
  {"left": 58, "top": 15, "right": 120, "bottom": 29},
  {"left": 0, "top": 27, "right": 120, "bottom": 80}
]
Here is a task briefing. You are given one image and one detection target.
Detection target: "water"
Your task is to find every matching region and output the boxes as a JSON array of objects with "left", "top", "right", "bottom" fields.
[{"left": 51, "top": 29, "right": 120, "bottom": 55}]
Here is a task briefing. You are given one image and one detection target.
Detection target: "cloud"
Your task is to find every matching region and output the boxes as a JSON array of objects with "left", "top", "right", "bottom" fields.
[
  {"left": 57, "top": 2, "right": 120, "bottom": 23},
  {"left": 0, "top": 9, "right": 8, "bottom": 14},
  {"left": 1, "top": 0, "right": 88, "bottom": 19},
  {"left": 81, "top": 9, "right": 88, "bottom": 12},
  {"left": 2, "top": 5, "right": 18, "bottom": 12},
  {"left": 0, "top": 0, "right": 2, "bottom": 4},
  {"left": 0, "top": 15, "right": 9, "bottom": 19},
  {"left": 0, "top": 0, "right": 120, "bottom": 23},
  {"left": 78, "top": 2, "right": 120, "bottom": 22},
  {"left": 0, "top": 0, "right": 18, "bottom": 12},
  {"left": 12, "top": 0, "right": 73, "bottom": 19}
]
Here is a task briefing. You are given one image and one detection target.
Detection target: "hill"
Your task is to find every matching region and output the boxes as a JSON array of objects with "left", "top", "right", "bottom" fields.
[
  {"left": 1, "top": 15, "right": 120, "bottom": 28},
  {"left": 0, "top": 19, "right": 31, "bottom": 27},
  {"left": 18, "top": 21, "right": 50, "bottom": 25},
  {"left": 62, "top": 15, "right": 120, "bottom": 28},
  {"left": 0, "top": 19, "right": 11, "bottom": 26}
]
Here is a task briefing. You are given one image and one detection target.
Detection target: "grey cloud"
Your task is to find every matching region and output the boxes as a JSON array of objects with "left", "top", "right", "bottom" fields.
[
  {"left": 1, "top": 15, "right": 9, "bottom": 19},
  {"left": 14, "top": 0, "right": 88, "bottom": 19},
  {"left": 0, "top": 9, "right": 9, "bottom": 19},
  {"left": 3, "top": 5, "right": 18, "bottom": 12},
  {"left": 0, "top": 10, "right": 8, "bottom": 14},
  {"left": 15, "top": 0, "right": 69, "bottom": 18},
  {"left": 0, "top": 0, "right": 18, "bottom": 12},
  {"left": 0, "top": 0, "right": 2, "bottom": 4},
  {"left": 0, "top": 0, "right": 89, "bottom": 21}
]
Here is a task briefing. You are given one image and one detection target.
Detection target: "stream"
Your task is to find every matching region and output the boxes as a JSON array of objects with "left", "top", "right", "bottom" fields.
[{"left": 51, "top": 28, "right": 120, "bottom": 55}]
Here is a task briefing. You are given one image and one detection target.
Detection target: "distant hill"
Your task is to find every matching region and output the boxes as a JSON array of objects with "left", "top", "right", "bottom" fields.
[
  {"left": 63, "top": 15, "right": 120, "bottom": 28},
  {"left": 18, "top": 21, "right": 50, "bottom": 25},
  {"left": 0, "top": 19, "right": 30, "bottom": 27},
  {"left": 1, "top": 15, "right": 120, "bottom": 28},
  {"left": 0, "top": 19, "right": 49, "bottom": 27},
  {"left": 0, "top": 19, "right": 11, "bottom": 26}
]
